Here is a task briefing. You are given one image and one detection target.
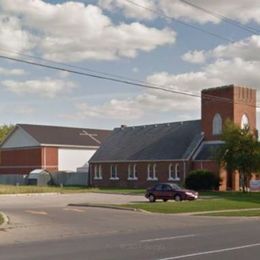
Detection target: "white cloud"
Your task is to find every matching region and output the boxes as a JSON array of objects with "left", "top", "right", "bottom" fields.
[
  {"left": 15, "top": 105, "right": 35, "bottom": 115},
  {"left": 211, "top": 35, "right": 260, "bottom": 61},
  {"left": 182, "top": 50, "right": 206, "bottom": 64},
  {"left": 71, "top": 52, "right": 260, "bottom": 121},
  {"left": 74, "top": 99, "right": 144, "bottom": 120},
  {"left": 99, "top": 0, "right": 260, "bottom": 25},
  {"left": 0, "top": 67, "right": 25, "bottom": 76},
  {"left": 0, "top": 0, "right": 176, "bottom": 62},
  {"left": 2, "top": 78, "right": 76, "bottom": 98},
  {"left": 182, "top": 35, "right": 260, "bottom": 65},
  {"left": 0, "top": 15, "right": 35, "bottom": 55},
  {"left": 98, "top": 0, "right": 157, "bottom": 20}
]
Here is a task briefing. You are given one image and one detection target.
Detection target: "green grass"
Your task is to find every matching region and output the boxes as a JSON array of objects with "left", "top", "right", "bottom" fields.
[
  {"left": 123, "top": 192, "right": 260, "bottom": 214},
  {"left": 0, "top": 213, "right": 4, "bottom": 225},
  {"left": 0, "top": 185, "right": 145, "bottom": 195},
  {"left": 199, "top": 209, "right": 260, "bottom": 217}
]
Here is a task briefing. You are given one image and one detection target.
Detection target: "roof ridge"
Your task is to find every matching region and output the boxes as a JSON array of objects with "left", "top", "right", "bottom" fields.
[
  {"left": 17, "top": 123, "right": 111, "bottom": 131},
  {"left": 115, "top": 119, "right": 201, "bottom": 130}
]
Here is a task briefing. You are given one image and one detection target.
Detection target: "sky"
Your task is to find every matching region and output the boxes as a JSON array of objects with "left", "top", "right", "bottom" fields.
[{"left": 0, "top": 0, "right": 259, "bottom": 130}]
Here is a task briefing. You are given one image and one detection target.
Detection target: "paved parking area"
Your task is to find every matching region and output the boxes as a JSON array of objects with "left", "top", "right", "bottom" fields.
[{"left": 0, "top": 193, "right": 259, "bottom": 259}]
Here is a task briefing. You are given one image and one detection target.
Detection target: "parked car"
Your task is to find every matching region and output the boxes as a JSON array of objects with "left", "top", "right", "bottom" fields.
[{"left": 145, "top": 183, "right": 198, "bottom": 202}]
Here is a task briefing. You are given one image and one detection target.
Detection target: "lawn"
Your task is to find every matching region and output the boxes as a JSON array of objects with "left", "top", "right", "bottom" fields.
[
  {"left": 123, "top": 192, "right": 260, "bottom": 214},
  {"left": 199, "top": 209, "right": 260, "bottom": 217},
  {"left": 0, "top": 213, "right": 4, "bottom": 225},
  {"left": 0, "top": 185, "right": 145, "bottom": 195}
]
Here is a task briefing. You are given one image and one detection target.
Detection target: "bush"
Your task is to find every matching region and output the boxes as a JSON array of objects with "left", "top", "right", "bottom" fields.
[{"left": 185, "top": 170, "right": 221, "bottom": 191}]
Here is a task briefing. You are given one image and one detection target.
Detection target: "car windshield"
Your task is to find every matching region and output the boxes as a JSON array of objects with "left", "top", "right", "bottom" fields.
[{"left": 169, "top": 183, "right": 182, "bottom": 190}]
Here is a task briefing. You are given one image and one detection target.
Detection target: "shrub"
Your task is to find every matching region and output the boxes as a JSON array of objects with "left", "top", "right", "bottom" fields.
[{"left": 185, "top": 170, "right": 221, "bottom": 191}]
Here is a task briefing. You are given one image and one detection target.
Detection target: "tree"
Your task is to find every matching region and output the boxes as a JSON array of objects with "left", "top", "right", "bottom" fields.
[
  {"left": 217, "top": 120, "right": 260, "bottom": 192},
  {"left": 0, "top": 124, "right": 15, "bottom": 143}
]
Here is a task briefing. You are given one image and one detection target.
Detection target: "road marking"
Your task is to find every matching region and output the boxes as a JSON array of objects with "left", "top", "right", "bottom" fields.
[
  {"left": 25, "top": 210, "right": 48, "bottom": 215},
  {"left": 141, "top": 234, "right": 196, "bottom": 243},
  {"left": 158, "top": 242, "right": 260, "bottom": 260},
  {"left": 63, "top": 208, "right": 85, "bottom": 213}
]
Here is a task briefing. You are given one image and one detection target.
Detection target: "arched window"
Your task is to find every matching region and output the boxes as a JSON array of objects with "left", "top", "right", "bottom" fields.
[
  {"left": 175, "top": 164, "right": 180, "bottom": 180},
  {"left": 147, "top": 163, "right": 157, "bottom": 180},
  {"left": 212, "top": 113, "right": 222, "bottom": 135},
  {"left": 147, "top": 164, "right": 152, "bottom": 180},
  {"left": 110, "top": 164, "right": 118, "bottom": 180},
  {"left": 128, "top": 164, "right": 137, "bottom": 180},
  {"left": 241, "top": 114, "right": 249, "bottom": 129},
  {"left": 168, "top": 163, "right": 174, "bottom": 180},
  {"left": 94, "top": 164, "right": 102, "bottom": 180}
]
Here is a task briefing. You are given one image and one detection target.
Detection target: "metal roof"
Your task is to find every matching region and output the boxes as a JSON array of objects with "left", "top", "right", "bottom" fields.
[{"left": 90, "top": 120, "right": 203, "bottom": 162}]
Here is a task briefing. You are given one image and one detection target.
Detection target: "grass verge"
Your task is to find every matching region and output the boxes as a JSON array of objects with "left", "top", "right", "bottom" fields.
[
  {"left": 0, "top": 185, "right": 145, "bottom": 195},
  {"left": 198, "top": 209, "right": 260, "bottom": 217},
  {"left": 123, "top": 192, "right": 260, "bottom": 214},
  {"left": 0, "top": 213, "right": 4, "bottom": 225}
]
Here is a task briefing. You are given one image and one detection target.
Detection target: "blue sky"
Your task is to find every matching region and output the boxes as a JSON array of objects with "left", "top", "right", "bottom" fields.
[{"left": 0, "top": 0, "right": 259, "bottom": 130}]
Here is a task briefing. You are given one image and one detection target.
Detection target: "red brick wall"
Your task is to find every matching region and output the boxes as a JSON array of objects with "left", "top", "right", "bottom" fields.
[
  {"left": 202, "top": 86, "right": 234, "bottom": 141},
  {"left": 90, "top": 161, "right": 189, "bottom": 188},
  {"left": 41, "top": 147, "right": 58, "bottom": 172},
  {"left": 0, "top": 147, "right": 58, "bottom": 174},
  {"left": 201, "top": 85, "right": 256, "bottom": 140},
  {"left": 233, "top": 87, "right": 256, "bottom": 132},
  {"left": 0, "top": 147, "right": 42, "bottom": 174}
]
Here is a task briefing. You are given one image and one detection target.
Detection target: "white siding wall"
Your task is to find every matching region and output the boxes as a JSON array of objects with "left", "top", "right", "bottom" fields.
[
  {"left": 2, "top": 128, "right": 39, "bottom": 148},
  {"left": 58, "top": 148, "right": 96, "bottom": 172}
]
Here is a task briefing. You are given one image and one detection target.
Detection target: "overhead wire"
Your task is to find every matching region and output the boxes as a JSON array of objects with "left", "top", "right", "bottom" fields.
[
  {"left": 124, "top": 0, "right": 233, "bottom": 43},
  {"left": 0, "top": 53, "right": 259, "bottom": 109},
  {"left": 178, "top": 0, "right": 260, "bottom": 35}
]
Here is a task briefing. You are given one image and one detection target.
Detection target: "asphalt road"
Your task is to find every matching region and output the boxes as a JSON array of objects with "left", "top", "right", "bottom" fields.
[{"left": 0, "top": 193, "right": 259, "bottom": 260}]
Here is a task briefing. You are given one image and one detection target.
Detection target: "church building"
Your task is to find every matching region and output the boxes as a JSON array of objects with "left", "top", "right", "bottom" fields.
[{"left": 89, "top": 85, "right": 258, "bottom": 191}]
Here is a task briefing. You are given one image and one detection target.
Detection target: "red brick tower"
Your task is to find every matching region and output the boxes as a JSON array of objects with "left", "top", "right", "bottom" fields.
[{"left": 201, "top": 85, "right": 256, "bottom": 141}]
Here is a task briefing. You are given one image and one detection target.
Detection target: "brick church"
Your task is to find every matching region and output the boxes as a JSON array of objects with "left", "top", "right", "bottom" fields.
[{"left": 89, "top": 85, "right": 258, "bottom": 191}]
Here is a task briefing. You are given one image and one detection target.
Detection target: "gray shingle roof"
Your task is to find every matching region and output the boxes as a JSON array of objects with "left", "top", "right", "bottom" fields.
[
  {"left": 194, "top": 143, "right": 223, "bottom": 160},
  {"left": 18, "top": 124, "right": 112, "bottom": 147},
  {"left": 90, "top": 120, "right": 202, "bottom": 162}
]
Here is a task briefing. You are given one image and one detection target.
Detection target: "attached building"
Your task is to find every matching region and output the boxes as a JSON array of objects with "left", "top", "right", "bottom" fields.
[{"left": 0, "top": 124, "right": 111, "bottom": 175}]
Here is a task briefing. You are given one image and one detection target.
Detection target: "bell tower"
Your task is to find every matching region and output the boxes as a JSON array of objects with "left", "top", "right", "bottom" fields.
[{"left": 201, "top": 85, "right": 256, "bottom": 141}]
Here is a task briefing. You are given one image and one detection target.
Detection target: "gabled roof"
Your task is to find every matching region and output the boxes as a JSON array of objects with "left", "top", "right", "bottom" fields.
[
  {"left": 1, "top": 124, "right": 112, "bottom": 148},
  {"left": 90, "top": 120, "right": 203, "bottom": 162},
  {"left": 193, "top": 142, "right": 223, "bottom": 160}
]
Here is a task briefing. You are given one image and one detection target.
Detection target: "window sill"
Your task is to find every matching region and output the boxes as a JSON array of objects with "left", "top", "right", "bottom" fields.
[
  {"left": 147, "top": 178, "right": 158, "bottom": 181},
  {"left": 128, "top": 177, "right": 138, "bottom": 181},
  {"left": 94, "top": 177, "right": 103, "bottom": 180},
  {"left": 110, "top": 177, "right": 119, "bottom": 181},
  {"left": 168, "top": 178, "right": 180, "bottom": 181}
]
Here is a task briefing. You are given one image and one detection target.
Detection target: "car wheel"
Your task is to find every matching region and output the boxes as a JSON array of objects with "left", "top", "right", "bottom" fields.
[
  {"left": 174, "top": 194, "right": 182, "bottom": 202},
  {"left": 148, "top": 194, "right": 156, "bottom": 202},
  {"left": 163, "top": 199, "right": 168, "bottom": 202}
]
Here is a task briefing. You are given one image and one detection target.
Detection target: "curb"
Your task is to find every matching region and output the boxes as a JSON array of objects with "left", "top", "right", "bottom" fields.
[
  {"left": 0, "top": 192, "right": 60, "bottom": 197},
  {"left": 0, "top": 212, "right": 9, "bottom": 227},
  {"left": 68, "top": 203, "right": 147, "bottom": 213}
]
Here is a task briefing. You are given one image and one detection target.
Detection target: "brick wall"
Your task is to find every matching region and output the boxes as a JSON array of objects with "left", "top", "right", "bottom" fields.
[
  {"left": 201, "top": 85, "right": 256, "bottom": 140},
  {"left": 0, "top": 146, "right": 58, "bottom": 174},
  {"left": 90, "top": 161, "right": 189, "bottom": 188}
]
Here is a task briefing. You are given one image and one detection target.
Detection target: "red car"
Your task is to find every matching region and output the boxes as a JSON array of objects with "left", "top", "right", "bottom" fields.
[{"left": 145, "top": 183, "right": 198, "bottom": 202}]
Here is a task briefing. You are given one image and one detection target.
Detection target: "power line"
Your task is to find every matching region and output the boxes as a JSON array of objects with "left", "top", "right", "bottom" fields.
[
  {"left": 0, "top": 53, "right": 259, "bottom": 109},
  {"left": 0, "top": 53, "right": 200, "bottom": 98},
  {"left": 179, "top": 0, "right": 260, "bottom": 34},
  {"left": 0, "top": 47, "right": 148, "bottom": 86},
  {"left": 124, "top": 0, "right": 233, "bottom": 43}
]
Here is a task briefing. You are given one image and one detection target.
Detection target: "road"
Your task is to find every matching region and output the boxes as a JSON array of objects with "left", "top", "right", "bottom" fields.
[{"left": 0, "top": 193, "right": 259, "bottom": 259}]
